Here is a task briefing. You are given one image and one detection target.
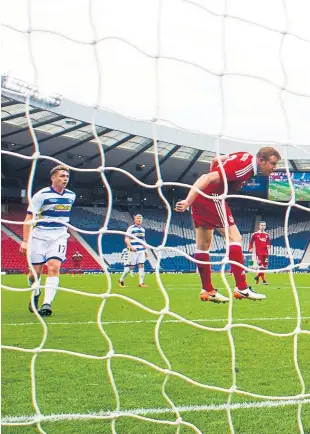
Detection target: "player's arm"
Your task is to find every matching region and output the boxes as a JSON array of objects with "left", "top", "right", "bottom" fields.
[
  {"left": 19, "top": 214, "right": 33, "bottom": 255},
  {"left": 20, "top": 191, "right": 43, "bottom": 255},
  {"left": 248, "top": 234, "right": 255, "bottom": 253},
  {"left": 175, "top": 171, "right": 221, "bottom": 212},
  {"left": 209, "top": 155, "right": 229, "bottom": 171},
  {"left": 267, "top": 235, "right": 271, "bottom": 254},
  {"left": 125, "top": 234, "right": 137, "bottom": 252}
]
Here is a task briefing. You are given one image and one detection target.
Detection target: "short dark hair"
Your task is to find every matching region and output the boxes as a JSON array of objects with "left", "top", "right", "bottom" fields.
[
  {"left": 50, "top": 165, "right": 70, "bottom": 177},
  {"left": 256, "top": 147, "right": 281, "bottom": 161}
]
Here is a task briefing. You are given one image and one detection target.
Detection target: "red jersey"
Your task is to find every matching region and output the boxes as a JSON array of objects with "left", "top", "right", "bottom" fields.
[
  {"left": 249, "top": 231, "right": 270, "bottom": 255},
  {"left": 72, "top": 253, "right": 83, "bottom": 263},
  {"left": 196, "top": 152, "right": 257, "bottom": 201}
]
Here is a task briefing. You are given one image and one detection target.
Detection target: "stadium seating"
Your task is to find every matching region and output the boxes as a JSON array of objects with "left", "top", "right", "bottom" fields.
[
  {"left": 62, "top": 236, "right": 101, "bottom": 271},
  {"left": 2, "top": 205, "right": 309, "bottom": 273},
  {"left": 1, "top": 231, "right": 28, "bottom": 273},
  {"left": 1, "top": 208, "right": 25, "bottom": 239}
]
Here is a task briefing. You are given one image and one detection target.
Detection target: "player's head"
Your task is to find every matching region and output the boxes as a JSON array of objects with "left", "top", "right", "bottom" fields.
[
  {"left": 50, "top": 165, "right": 70, "bottom": 190},
  {"left": 256, "top": 147, "right": 281, "bottom": 176},
  {"left": 75, "top": 250, "right": 79, "bottom": 254},
  {"left": 259, "top": 221, "right": 266, "bottom": 231},
  {"left": 134, "top": 214, "right": 143, "bottom": 226}
]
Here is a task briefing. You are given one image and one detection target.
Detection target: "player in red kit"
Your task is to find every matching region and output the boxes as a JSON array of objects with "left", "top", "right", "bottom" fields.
[
  {"left": 72, "top": 250, "right": 83, "bottom": 276},
  {"left": 249, "top": 221, "right": 270, "bottom": 285},
  {"left": 175, "top": 147, "right": 280, "bottom": 303}
]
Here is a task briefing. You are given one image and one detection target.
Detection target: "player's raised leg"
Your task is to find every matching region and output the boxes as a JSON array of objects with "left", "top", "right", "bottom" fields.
[
  {"left": 195, "top": 227, "right": 229, "bottom": 303},
  {"left": 20, "top": 234, "right": 44, "bottom": 313},
  {"left": 119, "top": 265, "right": 132, "bottom": 287}
]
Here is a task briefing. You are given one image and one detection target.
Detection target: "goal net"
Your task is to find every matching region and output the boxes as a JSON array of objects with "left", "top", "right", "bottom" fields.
[{"left": 1, "top": 1, "right": 310, "bottom": 433}]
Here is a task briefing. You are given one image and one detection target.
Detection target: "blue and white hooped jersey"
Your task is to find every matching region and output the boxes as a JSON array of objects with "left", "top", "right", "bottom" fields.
[
  {"left": 126, "top": 224, "right": 146, "bottom": 251},
  {"left": 27, "top": 186, "right": 76, "bottom": 239}
]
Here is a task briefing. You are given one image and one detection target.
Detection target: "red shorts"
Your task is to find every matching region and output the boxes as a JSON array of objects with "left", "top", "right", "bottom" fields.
[
  {"left": 191, "top": 197, "right": 235, "bottom": 229},
  {"left": 257, "top": 255, "right": 268, "bottom": 268}
]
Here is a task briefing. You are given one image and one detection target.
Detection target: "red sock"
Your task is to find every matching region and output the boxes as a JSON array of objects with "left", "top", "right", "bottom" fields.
[
  {"left": 194, "top": 252, "right": 214, "bottom": 292},
  {"left": 255, "top": 273, "right": 260, "bottom": 280},
  {"left": 229, "top": 244, "right": 247, "bottom": 290},
  {"left": 260, "top": 272, "right": 265, "bottom": 280}
]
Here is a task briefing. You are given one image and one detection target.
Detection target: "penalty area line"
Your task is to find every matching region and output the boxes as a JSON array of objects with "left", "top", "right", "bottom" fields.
[
  {"left": 2, "top": 398, "right": 310, "bottom": 424},
  {"left": 2, "top": 316, "right": 310, "bottom": 327}
]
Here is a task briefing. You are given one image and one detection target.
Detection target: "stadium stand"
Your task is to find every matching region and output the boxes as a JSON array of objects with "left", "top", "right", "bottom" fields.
[
  {"left": 1, "top": 231, "right": 28, "bottom": 273},
  {"left": 1, "top": 205, "right": 101, "bottom": 273},
  {"left": 2, "top": 205, "right": 309, "bottom": 273}
]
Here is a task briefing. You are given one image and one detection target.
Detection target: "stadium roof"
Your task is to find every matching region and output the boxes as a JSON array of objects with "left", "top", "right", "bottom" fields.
[{"left": 1, "top": 94, "right": 310, "bottom": 190}]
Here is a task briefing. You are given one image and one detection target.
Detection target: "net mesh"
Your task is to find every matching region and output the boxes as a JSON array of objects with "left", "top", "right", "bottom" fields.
[{"left": 1, "top": 1, "right": 310, "bottom": 433}]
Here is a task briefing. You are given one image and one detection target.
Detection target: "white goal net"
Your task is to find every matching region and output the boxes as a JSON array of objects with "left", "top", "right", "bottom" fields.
[{"left": 1, "top": 1, "right": 310, "bottom": 433}]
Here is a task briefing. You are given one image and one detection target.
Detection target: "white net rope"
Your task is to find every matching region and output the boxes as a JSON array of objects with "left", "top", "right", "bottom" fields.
[{"left": 1, "top": 1, "right": 310, "bottom": 433}]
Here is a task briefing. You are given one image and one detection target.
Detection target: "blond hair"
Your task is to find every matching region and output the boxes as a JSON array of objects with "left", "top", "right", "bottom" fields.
[
  {"left": 50, "top": 165, "right": 70, "bottom": 177},
  {"left": 256, "top": 147, "right": 281, "bottom": 161}
]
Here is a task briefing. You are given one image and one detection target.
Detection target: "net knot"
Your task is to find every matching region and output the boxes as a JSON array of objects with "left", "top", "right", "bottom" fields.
[
  {"left": 156, "top": 244, "right": 165, "bottom": 251},
  {"left": 294, "top": 326, "right": 301, "bottom": 334},
  {"left": 33, "top": 414, "right": 42, "bottom": 423},
  {"left": 99, "top": 226, "right": 108, "bottom": 234},
  {"left": 160, "top": 308, "right": 169, "bottom": 316},
  {"left": 229, "top": 385, "right": 237, "bottom": 393},
  {"left": 32, "top": 151, "right": 40, "bottom": 160},
  {"left": 222, "top": 256, "right": 229, "bottom": 264},
  {"left": 155, "top": 179, "right": 163, "bottom": 188},
  {"left": 106, "top": 350, "right": 114, "bottom": 359},
  {"left": 97, "top": 165, "right": 105, "bottom": 173},
  {"left": 176, "top": 416, "right": 183, "bottom": 424}
]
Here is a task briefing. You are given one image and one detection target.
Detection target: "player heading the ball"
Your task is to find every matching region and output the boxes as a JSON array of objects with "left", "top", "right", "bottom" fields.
[
  {"left": 175, "top": 147, "right": 280, "bottom": 303},
  {"left": 20, "top": 165, "right": 76, "bottom": 316}
]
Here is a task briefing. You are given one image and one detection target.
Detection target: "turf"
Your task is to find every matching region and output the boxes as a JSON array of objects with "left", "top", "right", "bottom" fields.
[{"left": 1, "top": 272, "right": 310, "bottom": 434}]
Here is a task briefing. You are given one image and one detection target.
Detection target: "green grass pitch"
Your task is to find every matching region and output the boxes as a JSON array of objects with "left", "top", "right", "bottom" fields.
[{"left": 1, "top": 272, "right": 310, "bottom": 434}]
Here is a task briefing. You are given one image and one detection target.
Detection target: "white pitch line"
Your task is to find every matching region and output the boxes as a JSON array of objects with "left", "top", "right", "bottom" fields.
[
  {"left": 2, "top": 398, "right": 310, "bottom": 424},
  {"left": 2, "top": 316, "right": 310, "bottom": 327},
  {"left": 165, "top": 285, "right": 310, "bottom": 290}
]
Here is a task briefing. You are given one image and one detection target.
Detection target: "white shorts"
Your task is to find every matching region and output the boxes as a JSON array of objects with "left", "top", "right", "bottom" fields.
[
  {"left": 130, "top": 250, "right": 146, "bottom": 266},
  {"left": 30, "top": 235, "right": 68, "bottom": 265}
]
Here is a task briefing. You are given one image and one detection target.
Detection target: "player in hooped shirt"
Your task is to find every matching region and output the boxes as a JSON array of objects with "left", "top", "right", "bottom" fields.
[
  {"left": 249, "top": 221, "right": 270, "bottom": 285},
  {"left": 20, "top": 165, "right": 76, "bottom": 316},
  {"left": 175, "top": 147, "right": 280, "bottom": 303}
]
